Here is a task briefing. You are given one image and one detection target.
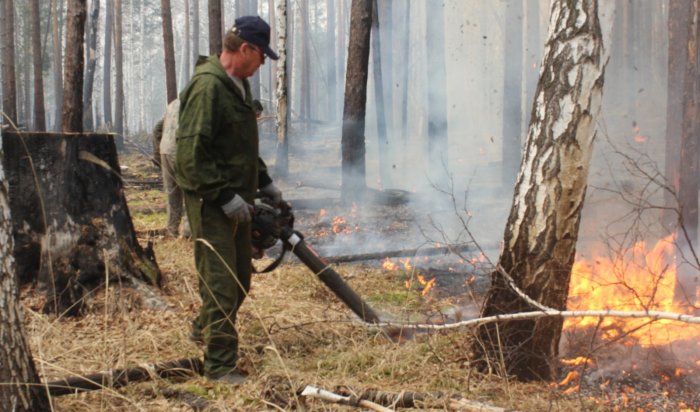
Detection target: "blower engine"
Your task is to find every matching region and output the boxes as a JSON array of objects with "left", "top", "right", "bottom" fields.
[{"left": 250, "top": 200, "right": 382, "bottom": 324}]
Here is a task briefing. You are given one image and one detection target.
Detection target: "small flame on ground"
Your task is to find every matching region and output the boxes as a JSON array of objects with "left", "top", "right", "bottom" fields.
[
  {"left": 382, "top": 258, "right": 398, "bottom": 271},
  {"left": 319, "top": 208, "right": 326, "bottom": 218}
]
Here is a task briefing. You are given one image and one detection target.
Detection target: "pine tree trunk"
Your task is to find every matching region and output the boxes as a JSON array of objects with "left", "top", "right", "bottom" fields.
[
  {"left": 30, "top": 0, "right": 46, "bottom": 130},
  {"left": 114, "top": 0, "right": 124, "bottom": 143},
  {"left": 161, "top": 0, "right": 177, "bottom": 103},
  {"left": 62, "top": 0, "right": 86, "bottom": 133},
  {"left": 326, "top": 0, "right": 336, "bottom": 121},
  {"left": 1, "top": 0, "right": 18, "bottom": 126},
  {"left": 208, "top": 0, "right": 222, "bottom": 55},
  {"left": 0, "top": 138, "right": 50, "bottom": 412},
  {"left": 336, "top": 0, "right": 346, "bottom": 121},
  {"left": 341, "top": 0, "right": 371, "bottom": 203},
  {"left": 676, "top": 0, "right": 700, "bottom": 304},
  {"left": 51, "top": 0, "right": 64, "bottom": 131},
  {"left": 371, "top": 0, "right": 390, "bottom": 188},
  {"left": 82, "top": 0, "right": 99, "bottom": 131},
  {"left": 664, "top": 0, "right": 691, "bottom": 225},
  {"left": 473, "top": 0, "right": 609, "bottom": 382}
]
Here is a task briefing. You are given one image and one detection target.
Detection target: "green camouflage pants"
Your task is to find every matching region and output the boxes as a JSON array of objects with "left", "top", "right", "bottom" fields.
[{"left": 184, "top": 192, "right": 252, "bottom": 379}]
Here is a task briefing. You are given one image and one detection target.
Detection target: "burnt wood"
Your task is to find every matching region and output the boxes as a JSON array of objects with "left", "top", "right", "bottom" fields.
[
  {"left": 45, "top": 357, "right": 202, "bottom": 396},
  {"left": 2, "top": 131, "right": 160, "bottom": 314}
]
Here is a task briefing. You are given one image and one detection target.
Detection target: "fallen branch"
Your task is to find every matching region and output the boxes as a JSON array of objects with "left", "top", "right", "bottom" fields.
[
  {"left": 44, "top": 357, "right": 202, "bottom": 396},
  {"left": 301, "top": 385, "right": 392, "bottom": 412},
  {"left": 374, "top": 309, "right": 700, "bottom": 331}
]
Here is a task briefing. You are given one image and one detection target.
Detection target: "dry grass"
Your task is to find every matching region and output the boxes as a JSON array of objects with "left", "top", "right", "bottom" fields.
[{"left": 20, "top": 154, "right": 598, "bottom": 411}]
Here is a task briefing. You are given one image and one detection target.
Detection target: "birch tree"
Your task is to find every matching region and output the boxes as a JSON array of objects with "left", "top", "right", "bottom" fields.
[
  {"left": 473, "top": 0, "right": 611, "bottom": 381},
  {"left": 83, "top": 0, "right": 99, "bottom": 130},
  {"left": 275, "top": 0, "right": 290, "bottom": 176},
  {"left": 0, "top": 133, "right": 50, "bottom": 411}
]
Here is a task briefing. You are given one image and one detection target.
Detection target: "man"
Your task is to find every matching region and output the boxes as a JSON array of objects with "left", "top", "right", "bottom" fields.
[
  {"left": 160, "top": 99, "right": 190, "bottom": 238},
  {"left": 175, "top": 15, "right": 283, "bottom": 384}
]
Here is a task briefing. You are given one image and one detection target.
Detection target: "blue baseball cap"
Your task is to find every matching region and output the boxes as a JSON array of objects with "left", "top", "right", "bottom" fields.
[{"left": 232, "top": 16, "right": 279, "bottom": 60}]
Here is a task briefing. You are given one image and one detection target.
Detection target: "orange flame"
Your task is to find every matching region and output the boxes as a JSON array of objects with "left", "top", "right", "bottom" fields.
[
  {"left": 382, "top": 258, "right": 398, "bottom": 271},
  {"left": 566, "top": 234, "right": 699, "bottom": 346}
]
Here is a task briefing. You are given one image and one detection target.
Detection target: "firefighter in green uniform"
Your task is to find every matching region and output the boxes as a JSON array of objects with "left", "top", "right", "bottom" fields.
[{"left": 175, "top": 15, "right": 282, "bottom": 384}]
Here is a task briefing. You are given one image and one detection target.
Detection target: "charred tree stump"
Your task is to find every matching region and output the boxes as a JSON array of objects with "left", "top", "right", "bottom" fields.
[{"left": 2, "top": 131, "right": 160, "bottom": 315}]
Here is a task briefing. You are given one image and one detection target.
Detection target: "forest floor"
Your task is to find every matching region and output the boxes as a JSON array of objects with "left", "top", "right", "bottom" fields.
[{"left": 19, "top": 134, "right": 699, "bottom": 411}]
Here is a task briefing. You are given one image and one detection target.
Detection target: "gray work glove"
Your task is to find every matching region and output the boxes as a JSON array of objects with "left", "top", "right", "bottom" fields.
[
  {"left": 259, "top": 183, "right": 283, "bottom": 208},
  {"left": 221, "top": 194, "right": 254, "bottom": 223}
]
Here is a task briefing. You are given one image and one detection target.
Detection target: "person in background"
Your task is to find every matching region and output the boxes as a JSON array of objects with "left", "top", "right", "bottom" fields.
[
  {"left": 175, "top": 15, "right": 283, "bottom": 384},
  {"left": 160, "top": 99, "right": 191, "bottom": 238}
]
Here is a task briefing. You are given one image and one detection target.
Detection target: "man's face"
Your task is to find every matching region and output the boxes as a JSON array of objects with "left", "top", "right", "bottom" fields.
[{"left": 240, "top": 42, "right": 265, "bottom": 78}]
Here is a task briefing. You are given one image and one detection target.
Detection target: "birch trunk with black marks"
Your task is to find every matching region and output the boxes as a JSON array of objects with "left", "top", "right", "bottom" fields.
[
  {"left": 473, "top": 0, "right": 610, "bottom": 381},
  {"left": 0, "top": 133, "right": 50, "bottom": 411},
  {"left": 275, "top": 0, "right": 290, "bottom": 176},
  {"left": 82, "top": 0, "right": 99, "bottom": 131}
]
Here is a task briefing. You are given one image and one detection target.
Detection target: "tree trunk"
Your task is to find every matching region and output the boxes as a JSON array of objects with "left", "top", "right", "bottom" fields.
[
  {"left": 326, "top": 0, "right": 336, "bottom": 121},
  {"left": 341, "top": 0, "right": 372, "bottom": 203},
  {"left": 501, "top": 0, "right": 524, "bottom": 188},
  {"left": 275, "top": 0, "right": 290, "bottom": 177},
  {"left": 161, "top": 0, "right": 177, "bottom": 103},
  {"left": 30, "top": 0, "right": 46, "bottom": 130},
  {"left": 0, "top": 137, "right": 50, "bottom": 412},
  {"left": 62, "top": 0, "right": 86, "bottom": 133},
  {"left": 3, "top": 131, "right": 161, "bottom": 314},
  {"left": 22, "top": 7, "right": 32, "bottom": 128},
  {"left": 665, "top": 0, "right": 691, "bottom": 225},
  {"left": 1, "top": 0, "right": 18, "bottom": 126},
  {"left": 336, "top": 0, "right": 346, "bottom": 121},
  {"left": 398, "top": 2, "right": 410, "bottom": 143},
  {"left": 298, "top": 0, "right": 310, "bottom": 130},
  {"left": 676, "top": 0, "right": 700, "bottom": 304},
  {"left": 371, "top": 0, "right": 390, "bottom": 188},
  {"left": 51, "top": 0, "right": 64, "bottom": 131},
  {"left": 208, "top": 0, "right": 222, "bottom": 55},
  {"left": 192, "top": 0, "right": 199, "bottom": 61},
  {"left": 249, "top": 0, "right": 260, "bottom": 99},
  {"left": 473, "top": 0, "right": 609, "bottom": 382},
  {"left": 103, "top": 0, "right": 112, "bottom": 128},
  {"left": 426, "top": 0, "right": 448, "bottom": 185},
  {"left": 183, "top": 0, "right": 191, "bottom": 87},
  {"left": 114, "top": 0, "right": 124, "bottom": 143},
  {"left": 82, "top": 0, "right": 99, "bottom": 131},
  {"left": 524, "top": 0, "right": 540, "bottom": 125}
]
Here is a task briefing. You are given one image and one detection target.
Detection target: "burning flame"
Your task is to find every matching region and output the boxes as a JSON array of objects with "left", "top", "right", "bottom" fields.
[
  {"left": 382, "top": 258, "right": 398, "bottom": 271},
  {"left": 565, "top": 234, "right": 699, "bottom": 346}
]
